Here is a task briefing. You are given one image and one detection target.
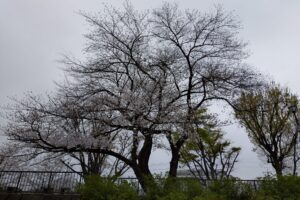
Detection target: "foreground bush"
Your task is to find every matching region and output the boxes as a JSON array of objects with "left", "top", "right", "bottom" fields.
[
  {"left": 141, "top": 177, "right": 255, "bottom": 200},
  {"left": 143, "top": 177, "right": 204, "bottom": 200},
  {"left": 78, "top": 175, "right": 300, "bottom": 200},
  {"left": 204, "top": 179, "right": 255, "bottom": 200},
  {"left": 256, "top": 175, "right": 300, "bottom": 200},
  {"left": 78, "top": 175, "right": 139, "bottom": 200}
]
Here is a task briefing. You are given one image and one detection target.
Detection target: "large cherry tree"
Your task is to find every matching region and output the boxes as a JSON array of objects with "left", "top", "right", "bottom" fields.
[{"left": 4, "top": 3, "right": 261, "bottom": 191}]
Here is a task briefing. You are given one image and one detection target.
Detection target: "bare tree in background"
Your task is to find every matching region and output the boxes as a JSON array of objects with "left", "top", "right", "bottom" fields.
[
  {"left": 60, "top": 133, "right": 130, "bottom": 177},
  {"left": 0, "top": 142, "right": 33, "bottom": 170},
  {"left": 0, "top": 142, "right": 67, "bottom": 171},
  {"left": 4, "top": 2, "right": 261, "bottom": 191},
  {"left": 4, "top": 94, "right": 130, "bottom": 177}
]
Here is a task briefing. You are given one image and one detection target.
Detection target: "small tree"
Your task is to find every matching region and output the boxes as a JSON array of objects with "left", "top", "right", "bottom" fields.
[
  {"left": 235, "top": 84, "right": 298, "bottom": 176},
  {"left": 180, "top": 110, "right": 240, "bottom": 181}
]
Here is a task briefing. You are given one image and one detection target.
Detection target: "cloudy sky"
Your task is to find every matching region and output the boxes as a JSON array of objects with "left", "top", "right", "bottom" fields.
[{"left": 1, "top": 0, "right": 300, "bottom": 178}]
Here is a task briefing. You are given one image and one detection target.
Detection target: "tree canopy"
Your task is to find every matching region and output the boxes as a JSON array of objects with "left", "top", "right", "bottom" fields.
[
  {"left": 3, "top": 2, "right": 261, "bottom": 191},
  {"left": 235, "top": 84, "right": 299, "bottom": 176}
]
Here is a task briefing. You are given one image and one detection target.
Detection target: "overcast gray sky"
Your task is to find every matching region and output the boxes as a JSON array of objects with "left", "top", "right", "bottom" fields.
[{"left": 1, "top": 0, "right": 300, "bottom": 178}]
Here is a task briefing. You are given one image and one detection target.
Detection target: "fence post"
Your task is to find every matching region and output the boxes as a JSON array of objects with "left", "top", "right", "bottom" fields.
[
  {"left": 16, "top": 171, "right": 23, "bottom": 190},
  {"left": 47, "top": 172, "right": 53, "bottom": 191}
]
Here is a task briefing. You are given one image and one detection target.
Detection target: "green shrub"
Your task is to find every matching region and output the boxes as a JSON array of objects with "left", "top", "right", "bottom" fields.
[
  {"left": 143, "top": 177, "right": 204, "bottom": 200},
  {"left": 78, "top": 175, "right": 139, "bottom": 200},
  {"left": 77, "top": 175, "right": 300, "bottom": 200},
  {"left": 192, "top": 193, "right": 225, "bottom": 200},
  {"left": 142, "top": 176, "right": 164, "bottom": 200},
  {"left": 157, "top": 191, "right": 188, "bottom": 200},
  {"left": 205, "top": 179, "right": 255, "bottom": 200},
  {"left": 142, "top": 177, "right": 257, "bottom": 200},
  {"left": 257, "top": 175, "right": 300, "bottom": 200}
]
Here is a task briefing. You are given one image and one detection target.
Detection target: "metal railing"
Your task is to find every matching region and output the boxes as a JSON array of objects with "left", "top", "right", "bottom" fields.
[
  {"left": 0, "top": 171, "right": 264, "bottom": 194},
  {"left": 0, "top": 171, "right": 83, "bottom": 193}
]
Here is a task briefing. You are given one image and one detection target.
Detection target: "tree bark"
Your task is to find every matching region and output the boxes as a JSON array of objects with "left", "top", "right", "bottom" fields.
[
  {"left": 272, "top": 158, "right": 283, "bottom": 177},
  {"left": 168, "top": 136, "right": 186, "bottom": 177},
  {"left": 169, "top": 146, "right": 180, "bottom": 177},
  {"left": 132, "top": 135, "right": 154, "bottom": 192},
  {"left": 138, "top": 135, "right": 153, "bottom": 176}
]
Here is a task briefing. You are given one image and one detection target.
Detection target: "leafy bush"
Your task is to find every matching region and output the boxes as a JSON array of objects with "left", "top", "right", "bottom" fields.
[
  {"left": 143, "top": 177, "right": 204, "bottom": 200},
  {"left": 205, "top": 179, "right": 255, "bottom": 200},
  {"left": 146, "top": 178, "right": 255, "bottom": 200},
  {"left": 78, "top": 175, "right": 138, "bottom": 200},
  {"left": 256, "top": 175, "right": 300, "bottom": 200},
  {"left": 78, "top": 175, "right": 300, "bottom": 200},
  {"left": 192, "top": 193, "right": 225, "bottom": 200}
]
